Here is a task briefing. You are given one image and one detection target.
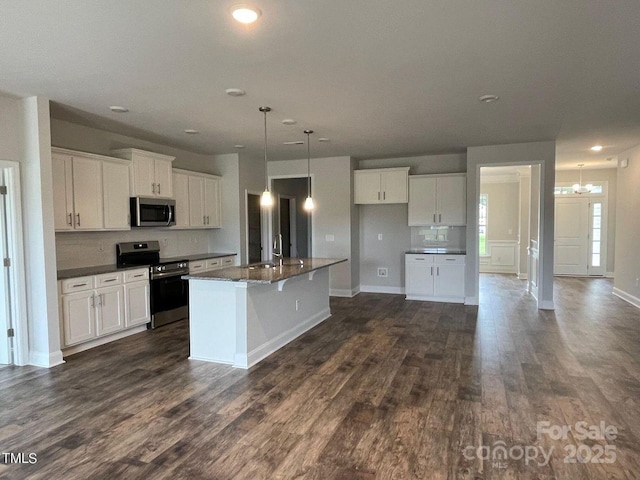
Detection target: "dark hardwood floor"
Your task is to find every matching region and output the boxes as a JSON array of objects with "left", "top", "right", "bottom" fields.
[{"left": 1, "top": 275, "right": 640, "bottom": 479}]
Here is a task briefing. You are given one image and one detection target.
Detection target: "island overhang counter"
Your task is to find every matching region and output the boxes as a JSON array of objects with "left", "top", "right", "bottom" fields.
[{"left": 184, "top": 258, "right": 347, "bottom": 369}]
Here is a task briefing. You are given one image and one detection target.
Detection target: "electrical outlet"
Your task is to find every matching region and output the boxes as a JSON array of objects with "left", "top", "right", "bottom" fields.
[
  {"left": 377, "top": 267, "right": 388, "bottom": 277},
  {"left": 97, "top": 242, "right": 104, "bottom": 252},
  {"left": 378, "top": 233, "right": 383, "bottom": 241},
  {"left": 325, "top": 234, "right": 335, "bottom": 242},
  {"left": 163, "top": 238, "right": 169, "bottom": 247},
  {"left": 636, "top": 278, "right": 639, "bottom": 287},
  {"left": 295, "top": 299, "right": 301, "bottom": 311}
]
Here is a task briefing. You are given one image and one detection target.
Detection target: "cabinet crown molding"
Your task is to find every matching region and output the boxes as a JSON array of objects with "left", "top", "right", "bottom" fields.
[
  {"left": 111, "top": 148, "right": 175, "bottom": 162},
  {"left": 52, "top": 146, "right": 131, "bottom": 165},
  {"left": 173, "top": 168, "right": 221, "bottom": 180}
]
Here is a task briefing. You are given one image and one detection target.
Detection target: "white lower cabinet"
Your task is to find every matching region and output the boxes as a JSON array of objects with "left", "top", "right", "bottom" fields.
[
  {"left": 190, "top": 255, "right": 236, "bottom": 274},
  {"left": 405, "top": 254, "right": 465, "bottom": 303},
  {"left": 60, "top": 268, "right": 150, "bottom": 349}
]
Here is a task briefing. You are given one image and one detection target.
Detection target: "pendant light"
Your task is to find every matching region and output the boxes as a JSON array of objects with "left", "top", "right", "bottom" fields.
[
  {"left": 572, "top": 164, "right": 593, "bottom": 194},
  {"left": 303, "top": 129, "right": 315, "bottom": 211},
  {"left": 259, "top": 106, "right": 273, "bottom": 207}
]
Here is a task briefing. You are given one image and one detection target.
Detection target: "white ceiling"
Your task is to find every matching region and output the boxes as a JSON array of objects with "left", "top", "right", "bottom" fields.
[{"left": 2, "top": 1, "right": 640, "bottom": 169}]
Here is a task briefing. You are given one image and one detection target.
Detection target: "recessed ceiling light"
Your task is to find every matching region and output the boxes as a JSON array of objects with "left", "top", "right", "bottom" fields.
[
  {"left": 234, "top": 145, "right": 245, "bottom": 149},
  {"left": 283, "top": 141, "right": 304, "bottom": 145},
  {"left": 225, "top": 88, "right": 246, "bottom": 97},
  {"left": 479, "top": 95, "right": 499, "bottom": 103},
  {"left": 109, "top": 106, "right": 129, "bottom": 113},
  {"left": 318, "top": 138, "right": 330, "bottom": 142},
  {"left": 230, "top": 4, "right": 261, "bottom": 24},
  {"left": 282, "top": 119, "right": 297, "bottom": 125},
  {"left": 606, "top": 157, "right": 614, "bottom": 162},
  {"left": 184, "top": 129, "right": 199, "bottom": 134},
  {"left": 591, "top": 145, "right": 603, "bottom": 152}
]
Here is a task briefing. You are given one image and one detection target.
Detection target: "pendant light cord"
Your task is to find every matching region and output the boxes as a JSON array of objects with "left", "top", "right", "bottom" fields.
[
  {"left": 263, "top": 110, "right": 268, "bottom": 189},
  {"left": 306, "top": 131, "right": 311, "bottom": 197}
]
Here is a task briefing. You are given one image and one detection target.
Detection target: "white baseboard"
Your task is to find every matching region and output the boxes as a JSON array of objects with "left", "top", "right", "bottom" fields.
[
  {"left": 480, "top": 267, "right": 517, "bottom": 274},
  {"left": 330, "top": 287, "right": 360, "bottom": 298},
  {"left": 61, "top": 325, "right": 148, "bottom": 357},
  {"left": 241, "top": 307, "right": 331, "bottom": 369},
  {"left": 612, "top": 288, "right": 640, "bottom": 310},
  {"left": 606, "top": 272, "right": 615, "bottom": 279},
  {"left": 517, "top": 273, "right": 528, "bottom": 280},
  {"left": 464, "top": 296, "right": 479, "bottom": 306},
  {"left": 189, "top": 355, "right": 234, "bottom": 365},
  {"left": 360, "top": 285, "right": 405, "bottom": 295},
  {"left": 405, "top": 294, "right": 464, "bottom": 304},
  {"left": 29, "top": 349, "right": 65, "bottom": 368}
]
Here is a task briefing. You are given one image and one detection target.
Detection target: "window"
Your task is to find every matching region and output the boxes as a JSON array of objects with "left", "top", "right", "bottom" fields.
[
  {"left": 479, "top": 194, "right": 488, "bottom": 255},
  {"left": 591, "top": 202, "right": 602, "bottom": 268}
]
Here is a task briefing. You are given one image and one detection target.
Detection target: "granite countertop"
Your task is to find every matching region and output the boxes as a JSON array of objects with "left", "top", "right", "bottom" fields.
[
  {"left": 57, "top": 264, "right": 144, "bottom": 280},
  {"left": 160, "top": 252, "right": 237, "bottom": 263},
  {"left": 406, "top": 248, "right": 467, "bottom": 255},
  {"left": 183, "top": 258, "right": 347, "bottom": 284},
  {"left": 58, "top": 252, "right": 237, "bottom": 280}
]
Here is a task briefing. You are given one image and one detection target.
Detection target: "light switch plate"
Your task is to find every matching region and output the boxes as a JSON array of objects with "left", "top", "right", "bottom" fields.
[{"left": 325, "top": 234, "right": 335, "bottom": 242}]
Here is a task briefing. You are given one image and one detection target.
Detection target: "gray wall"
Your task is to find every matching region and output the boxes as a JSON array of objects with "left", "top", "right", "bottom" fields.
[
  {"left": 555, "top": 167, "right": 617, "bottom": 274},
  {"left": 273, "top": 177, "right": 310, "bottom": 258},
  {"left": 480, "top": 181, "right": 520, "bottom": 242},
  {"left": 357, "top": 153, "right": 466, "bottom": 290},
  {"left": 614, "top": 146, "right": 640, "bottom": 300}
]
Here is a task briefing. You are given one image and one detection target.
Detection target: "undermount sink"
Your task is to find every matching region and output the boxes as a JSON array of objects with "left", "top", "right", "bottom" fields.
[{"left": 248, "top": 263, "right": 277, "bottom": 270}]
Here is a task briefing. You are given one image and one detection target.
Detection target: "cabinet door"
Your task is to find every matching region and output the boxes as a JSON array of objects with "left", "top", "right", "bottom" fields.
[
  {"left": 125, "top": 281, "right": 150, "bottom": 327},
  {"left": 132, "top": 156, "right": 155, "bottom": 197},
  {"left": 173, "top": 172, "right": 190, "bottom": 227},
  {"left": 381, "top": 170, "right": 408, "bottom": 203},
  {"left": 96, "top": 285, "right": 125, "bottom": 336},
  {"left": 102, "top": 161, "right": 131, "bottom": 230},
  {"left": 52, "top": 153, "right": 74, "bottom": 231},
  {"left": 405, "top": 257, "right": 434, "bottom": 296},
  {"left": 434, "top": 265, "right": 465, "bottom": 298},
  {"left": 408, "top": 177, "right": 437, "bottom": 226},
  {"left": 204, "top": 177, "right": 221, "bottom": 227},
  {"left": 154, "top": 159, "right": 173, "bottom": 198},
  {"left": 72, "top": 156, "right": 104, "bottom": 230},
  {"left": 436, "top": 175, "right": 466, "bottom": 225},
  {"left": 188, "top": 176, "right": 205, "bottom": 227},
  {"left": 62, "top": 291, "right": 96, "bottom": 346},
  {"left": 354, "top": 171, "right": 381, "bottom": 204}
]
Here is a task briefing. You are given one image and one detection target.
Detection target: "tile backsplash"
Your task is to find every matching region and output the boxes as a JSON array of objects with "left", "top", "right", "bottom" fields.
[
  {"left": 410, "top": 226, "right": 466, "bottom": 250},
  {"left": 55, "top": 229, "right": 213, "bottom": 270}
]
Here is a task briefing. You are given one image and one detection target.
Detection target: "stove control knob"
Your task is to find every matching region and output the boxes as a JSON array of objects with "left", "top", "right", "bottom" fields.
[{"left": 156, "top": 266, "right": 162, "bottom": 272}]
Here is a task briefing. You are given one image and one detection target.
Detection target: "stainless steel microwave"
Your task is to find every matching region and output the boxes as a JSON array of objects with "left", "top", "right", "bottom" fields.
[{"left": 130, "top": 197, "right": 176, "bottom": 227}]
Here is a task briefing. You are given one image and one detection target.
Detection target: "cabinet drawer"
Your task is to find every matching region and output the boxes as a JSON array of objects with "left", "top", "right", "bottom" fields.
[
  {"left": 220, "top": 256, "right": 235, "bottom": 266},
  {"left": 405, "top": 254, "right": 434, "bottom": 264},
  {"left": 61, "top": 276, "right": 95, "bottom": 294},
  {"left": 124, "top": 268, "right": 149, "bottom": 283},
  {"left": 434, "top": 255, "right": 466, "bottom": 265},
  {"left": 206, "top": 258, "right": 221, "bottom": 270},
  {"left": 95, "top": 272, "right": 123, "bottom": 287},
  {"left": 189, "top": 261, "right": 206, "bottom": 273}
]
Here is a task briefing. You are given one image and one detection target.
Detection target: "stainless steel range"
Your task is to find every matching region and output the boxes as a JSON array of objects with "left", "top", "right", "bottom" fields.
[{"left": 116, "top": 241, "right": 189, "bottom": 329}]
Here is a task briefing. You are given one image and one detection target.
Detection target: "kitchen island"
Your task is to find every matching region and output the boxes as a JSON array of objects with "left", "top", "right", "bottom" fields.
[{"left": 184, "top": 258, "right": 347, "bottom": 368}]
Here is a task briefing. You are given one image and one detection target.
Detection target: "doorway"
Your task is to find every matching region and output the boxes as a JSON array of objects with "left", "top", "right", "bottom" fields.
[
  {"left": 247, "top": 193, "right": 263, "bottom": 264},
  {"left": 553, "top": 183, "right": 607, "bottom": 276},
  {"left": 272, "top": 177, "right": 312, "bottom": 258}
]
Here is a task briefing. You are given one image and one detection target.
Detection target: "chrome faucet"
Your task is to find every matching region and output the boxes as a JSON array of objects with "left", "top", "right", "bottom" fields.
[{"left": 273, "top": 234, "right": 284, "bottom": 266}]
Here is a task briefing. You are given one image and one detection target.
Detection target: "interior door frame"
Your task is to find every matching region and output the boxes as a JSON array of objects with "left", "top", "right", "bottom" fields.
[
  {"left": 553, "top": 181, "right": 608, "bottom": 276},
  {"left": 0, "top": 161, "right": 28, "bottom": 365},
  {"left": 277, "top": 194, "right": 297, "bottom": 257},
  {"left": 267, "top": 174, "right": 314, "bottom": 261}
]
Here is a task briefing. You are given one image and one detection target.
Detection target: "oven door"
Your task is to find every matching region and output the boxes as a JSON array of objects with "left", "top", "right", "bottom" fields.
[
  {"left": 150, "top": 274, "right": 188, "bottom": 328},
  {"left": 131, "top": 197, "right": 176, "bottom": 227}
]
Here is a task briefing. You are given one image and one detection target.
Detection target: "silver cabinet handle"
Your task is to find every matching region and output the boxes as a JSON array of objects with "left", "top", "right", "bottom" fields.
[
  {"left": 104, "top": 278, "right": 117, "bottom": 283},
  {"left": 437, "top": 267, "right": 440, "bottom": 276},
  {"left": 152, "top": 183, "right": 155, "bottom": 194},
  {"left": 203, "top": 215, "right": 206, "bottom": 225},
  {"left": 433, "top": 213, "right": 436, "bottom": 223},
  {"left": 133, "top": 274, "right": 144, "bottom": 278},
  {"left": 377, "top": 192, "right": 380, "bottom": 201},
  {"left": 207, "top": 215, "right": 210, "bottom": 225},
  {"left": 383, "top": 191, "right": 386, "bottom": 200},
  {"left": 72, "top": 282, "right": 87, "bottom": 287},
  {"left": 430, "top": 266, "right": 433, "bottom": 276},
  {"left": 68, "top": 213, "right": 72, "bottom": 226},
  {"left": 90, "top": 295, "right": 94, "bottom": 307},
  {"left": 446, "top": 258, "right": 455, "bottom": 261},
  {"left": 158, "top": 183, "right": 161, "bottom": 194},
  {"left": 101, "top": 293, "right": 105, "bottom": 306},
  {"left": 76, "top": 213, "right": 81, "bottom": 226},
  {"left": 439, "top": 213, "right": 441, "bottom": 223},
  {"left": 415, "top": 258, "right": 425, "bottom": 261}
]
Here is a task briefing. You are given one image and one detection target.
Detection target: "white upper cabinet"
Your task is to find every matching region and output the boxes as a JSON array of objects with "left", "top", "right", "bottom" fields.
[
  {"left": 408, "top": 173, "right": 466, "bottom": 226},
  {"left": 172, "top": 172, "right": 190, "bottom": 228},
  {"left": 102, "top": 159, "right": 131, "bottom": 230},
  {"left": 175, "top": 168, "right": 222, "bottom": 229},
  {"left": 111, "top": 148, "right": 175, "bottom": 198},
  {"left": 52, "top": 147, "right": 131, "bottom": 232},
  {"left": 354, "top": 167, "right": 409, "bottom": 204}
]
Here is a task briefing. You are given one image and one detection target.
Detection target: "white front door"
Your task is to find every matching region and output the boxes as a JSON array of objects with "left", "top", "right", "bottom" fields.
[
  {"left": 554, "top": 195, "right": 608, "bottom": 276},
  {"left": 554, "top": 197, "right": 589, "bottom": 275}
]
